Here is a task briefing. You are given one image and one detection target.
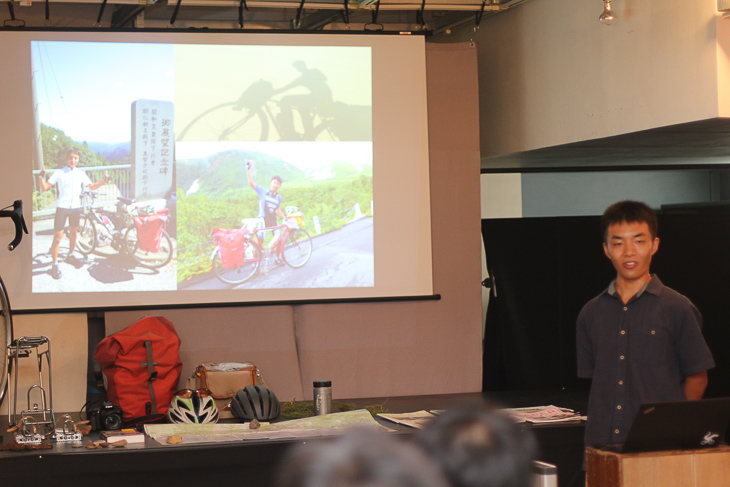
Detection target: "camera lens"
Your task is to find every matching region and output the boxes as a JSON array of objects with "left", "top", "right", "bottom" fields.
[{"left": 104, "top": 413, "right": 124, "bottom": 431}]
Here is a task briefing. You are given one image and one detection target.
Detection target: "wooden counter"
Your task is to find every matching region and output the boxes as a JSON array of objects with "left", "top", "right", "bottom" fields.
[{"left": 586, "top": 444, "right": 730, "bottom": 487}]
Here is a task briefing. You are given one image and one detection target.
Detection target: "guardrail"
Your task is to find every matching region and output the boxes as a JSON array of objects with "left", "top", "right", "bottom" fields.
[{"left": 32, "top": 165, "right": 132, "bottom": 218}]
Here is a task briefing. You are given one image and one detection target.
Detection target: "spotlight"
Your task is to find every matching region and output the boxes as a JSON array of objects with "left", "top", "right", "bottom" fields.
[{"left": 599, "top": 0, "right": 615, "bottom": 25}]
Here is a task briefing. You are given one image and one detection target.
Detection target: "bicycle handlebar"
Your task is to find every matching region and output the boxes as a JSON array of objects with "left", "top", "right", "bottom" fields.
[{"left": 0, "top": 200, "right": 28, "bottom": 251}]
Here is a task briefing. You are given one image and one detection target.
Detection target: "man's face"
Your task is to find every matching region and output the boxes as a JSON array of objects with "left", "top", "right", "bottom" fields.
[
  {"left": 603, "top": 221, "right": 659, "bottom": 285},
  {"left": 270, "top": 179, "right": 281, "bottom": 193},
  {"left": 67, "top": 152, "right": 79, "bottom": 168}
]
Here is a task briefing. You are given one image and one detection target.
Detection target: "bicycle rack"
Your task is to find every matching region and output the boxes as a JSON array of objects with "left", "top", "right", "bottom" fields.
[{"left": 7, "top": 335, "right": 55, "bottom": 442}]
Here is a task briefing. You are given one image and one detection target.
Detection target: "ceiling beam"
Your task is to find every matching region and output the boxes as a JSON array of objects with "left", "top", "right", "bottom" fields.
[{"left": 110, "top": 4, "right": 148, "bottom": 28}]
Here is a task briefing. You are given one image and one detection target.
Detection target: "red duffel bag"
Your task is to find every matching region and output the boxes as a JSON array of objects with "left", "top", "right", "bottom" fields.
[{"left": 94, "top": 316, "right": 182, "bottom": 422}]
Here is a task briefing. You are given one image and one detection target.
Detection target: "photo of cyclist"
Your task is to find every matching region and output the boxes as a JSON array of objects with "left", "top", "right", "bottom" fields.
[
  {"left": 38, "top": 147, "right": 109, "bottom": 279},
  {"left": 273, "top": 60, "right": 334, "bottom": 140},
  {"left": 246, "top": 159, "right": 285, "bottom": 252}
]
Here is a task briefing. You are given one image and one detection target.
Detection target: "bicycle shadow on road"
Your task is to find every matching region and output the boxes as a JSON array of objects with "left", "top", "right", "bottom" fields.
[
  {"left": 31, "top": 254, "right": 54, "bottom": 277},
  {"left": 87, "top": 257, "right": 160, "bottom": 285},
  {"left": 34, "top": 228, "right": 56, "bottom": 236}
]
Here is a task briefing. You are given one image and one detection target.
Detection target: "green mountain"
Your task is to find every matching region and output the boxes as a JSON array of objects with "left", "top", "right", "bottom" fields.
[
  {"left": 40, "top": 124, "right": 111, "bottom": 168},
  {"left": 178, "top": 149, "right": 304, "bottom": 198}
]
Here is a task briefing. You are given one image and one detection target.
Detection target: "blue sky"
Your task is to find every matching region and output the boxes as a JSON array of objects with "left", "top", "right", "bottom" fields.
[{"left": 32, "top": 41, "right": 174, "bottom": 144}]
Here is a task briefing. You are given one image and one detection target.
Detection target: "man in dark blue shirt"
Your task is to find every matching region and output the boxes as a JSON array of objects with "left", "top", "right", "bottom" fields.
[{"left": 576, "top": 200, "right": 715, "bottom": 449}]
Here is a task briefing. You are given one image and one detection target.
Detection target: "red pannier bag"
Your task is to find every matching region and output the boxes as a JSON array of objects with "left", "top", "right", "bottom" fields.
[
  {"left": 213, "top": 227, "right": 248, "bottom": 269},
  {"left": 134, "top": 213, "right": 167, "bottom": 252},
  {"left": 94, "top": 316, "right": 182, "bottom": 422}
]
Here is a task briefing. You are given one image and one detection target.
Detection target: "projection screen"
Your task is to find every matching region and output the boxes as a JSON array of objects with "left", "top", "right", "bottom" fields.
[{"left": 0, "top": 30, "right": 433, "bottom": 312}]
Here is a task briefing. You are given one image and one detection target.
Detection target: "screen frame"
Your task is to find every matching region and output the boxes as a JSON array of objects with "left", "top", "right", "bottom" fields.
[{"left": 0, "top": 28, "right": 435, "bottom": 312}]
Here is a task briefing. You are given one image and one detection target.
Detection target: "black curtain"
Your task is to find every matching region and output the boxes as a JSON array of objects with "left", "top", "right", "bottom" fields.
[{"left": 482, "top": 213, "right": 730, "bottom": 397}]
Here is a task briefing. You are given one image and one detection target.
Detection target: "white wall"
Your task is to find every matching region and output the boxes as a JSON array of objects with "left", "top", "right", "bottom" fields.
[
  {"left": 1, "top": 314, "right": 87, "bottom": 417},
  {"left": 521, "top": 170, "right": 718, "bottom": 217},
  {"left": 480, "top": 173, "right": 522, "bottom": 219},
  {"left": 482, "top": 169, "right": 723, "bottom": 219},
  {"left": 444, "top": 0, "right": 722, "bottom": 157}
]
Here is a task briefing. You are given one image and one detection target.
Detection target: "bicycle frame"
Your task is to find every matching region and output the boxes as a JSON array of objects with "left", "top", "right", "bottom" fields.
[
  {"left": 75, "top": 191, "right": 174, "bottom": 269},
  {"left": 178, "top": 81, "right": 338, "bottom": 143},
  {"left": 260, "top": 99, "right": 336, "bottom": 142},
  {"left": 211, "top": 217, "right": 312, "bottom": 284},
  {"left": 0, "top": 200, "right": 28, "bottom": 251},
  {"left": 78, "top": 194, "right": 127, "bottom": 246},
  {"left": 0, "top": 199, "right": 25, "bottom": 410},
  {"left": 248, "top": 222, "right": 292, "bottom": 261}
]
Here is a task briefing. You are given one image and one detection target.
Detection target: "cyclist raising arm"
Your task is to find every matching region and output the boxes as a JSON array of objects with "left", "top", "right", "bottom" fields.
[
  {"left": 39, "top": 147, "right": 109, "bottom": 279},
  {"left": 246, "top": 159, "right": 285, "bottom": 251}
]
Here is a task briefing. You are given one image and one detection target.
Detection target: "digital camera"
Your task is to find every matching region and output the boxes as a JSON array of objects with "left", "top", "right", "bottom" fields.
[{"left": 88, "top": 401, "right": 124, "bottom": 431}]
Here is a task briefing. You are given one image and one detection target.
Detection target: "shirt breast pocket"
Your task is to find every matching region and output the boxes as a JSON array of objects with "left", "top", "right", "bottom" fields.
[{"left": 633, "top": 325, "right": 671, "bottom": 367}]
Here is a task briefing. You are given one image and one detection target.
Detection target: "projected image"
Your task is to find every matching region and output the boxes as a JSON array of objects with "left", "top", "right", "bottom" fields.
[
  {"left": 29, "top": 39, "right": 374, "bottom": 295},
  {"left": 176, "top": 141, "right": 374, "bottom": 289},
  {"left": 30, "top": 41, "right": 177, "bottom": 293},
  {"left": 174, "top": 44, "right": 372, "bottom": 143}
]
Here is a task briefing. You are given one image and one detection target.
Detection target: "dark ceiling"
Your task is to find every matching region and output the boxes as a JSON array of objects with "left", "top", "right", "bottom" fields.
[
  {"left": 2, "top": 0, "right": 528, "bottom": 34},
  {"left": 481, "top": 118, "right": 730, "bottom": 173}
]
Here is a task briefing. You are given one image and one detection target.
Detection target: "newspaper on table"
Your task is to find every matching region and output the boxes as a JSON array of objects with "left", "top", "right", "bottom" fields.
[{"left": 502, "top": 405, "right": 585, "bottom": 424}]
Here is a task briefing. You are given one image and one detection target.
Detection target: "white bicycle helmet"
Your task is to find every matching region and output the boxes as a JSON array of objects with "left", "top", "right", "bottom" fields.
[{"left": 167, "top": 389, "right": 220, "bottom": 424}]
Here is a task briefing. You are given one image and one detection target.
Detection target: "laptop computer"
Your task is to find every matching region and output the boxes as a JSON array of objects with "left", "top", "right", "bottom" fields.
[{"left": 602, "top": 397, "right": 730, "bottom": 454}]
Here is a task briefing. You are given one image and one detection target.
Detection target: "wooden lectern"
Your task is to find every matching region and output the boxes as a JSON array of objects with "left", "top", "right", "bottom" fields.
[{"left": 586, "top": 445, "right": 730, "bottom": 487}]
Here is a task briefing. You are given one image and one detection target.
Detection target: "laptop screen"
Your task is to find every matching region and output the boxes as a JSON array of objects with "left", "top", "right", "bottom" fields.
[{"left": 616, "top": 398, "right": 730, "bottom": 454}]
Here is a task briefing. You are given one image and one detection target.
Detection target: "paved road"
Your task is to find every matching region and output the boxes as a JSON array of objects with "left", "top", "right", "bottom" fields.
[
  {"left": 32, "top": 217, "right": 177, "bottom": 293},
  {"left": 180, "top": 216, "right": 374, "bottom": 290}
]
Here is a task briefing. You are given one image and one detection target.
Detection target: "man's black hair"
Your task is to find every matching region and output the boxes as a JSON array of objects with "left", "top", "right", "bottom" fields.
[
  {"left": 66, "top": 147, "right": 81, "bottom": 158},
  {"left": 276, "top": 428, "right": 449, "bottom": 487},
  {"left": 601, "top": 200, "right": 658, "bottom": 244},
  {"left": 416, "top": 401, "right": 538, "bottom": 487},
  {"left": 271, "top": 175, "right": 283, "bottom": 184}
]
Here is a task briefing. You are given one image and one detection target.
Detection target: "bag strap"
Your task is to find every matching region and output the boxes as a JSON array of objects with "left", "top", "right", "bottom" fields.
[
  {"left": 256, "top": 367, "right": 267, "bottom": 387},
  {"left": 124, "top": 413, "right": 167, "bottom": 429},
  {"left": 141, "top": 340, "right": 159, "bottom": 415}
]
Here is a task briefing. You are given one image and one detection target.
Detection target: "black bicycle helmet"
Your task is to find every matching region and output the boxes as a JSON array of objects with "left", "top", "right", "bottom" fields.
[{"left": 230, "top": 385, "right": 280, "bottom": 421}]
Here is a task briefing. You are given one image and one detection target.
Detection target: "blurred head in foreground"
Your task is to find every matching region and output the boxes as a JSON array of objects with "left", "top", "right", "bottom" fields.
[
  {"left": 275, "top": 428, "right": 450, "bottom": 487},
  {"left": 417, "top": 401, "right": 538, "bottom": 487}
]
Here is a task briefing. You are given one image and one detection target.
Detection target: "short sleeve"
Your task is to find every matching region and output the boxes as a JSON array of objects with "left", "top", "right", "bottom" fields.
[
  {"left": 675, "top": 300, "right": 715, "bottom": 377},
  {"left": 47, "top": 170, "right": 59, "bottom": 185}
]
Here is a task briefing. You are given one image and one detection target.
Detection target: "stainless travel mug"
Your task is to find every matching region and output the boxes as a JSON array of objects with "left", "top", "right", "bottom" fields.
[{"left": 313, "top": 380, "right": 332, "bottom": 415}]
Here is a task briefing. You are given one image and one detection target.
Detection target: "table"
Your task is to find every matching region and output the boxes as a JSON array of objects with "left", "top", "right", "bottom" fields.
[{"left": 0, "top": 391, "right": 588, "bottom": 487}]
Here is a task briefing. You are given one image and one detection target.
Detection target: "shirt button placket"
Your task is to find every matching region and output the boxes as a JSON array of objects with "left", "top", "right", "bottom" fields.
[{"left": 613, "top": 303, "right": 630, "bottom": 440}]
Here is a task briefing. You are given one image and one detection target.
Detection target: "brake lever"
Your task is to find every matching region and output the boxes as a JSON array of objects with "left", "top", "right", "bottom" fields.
[{"left": 0, "top": 200, "right": 29, "bottom": 251}]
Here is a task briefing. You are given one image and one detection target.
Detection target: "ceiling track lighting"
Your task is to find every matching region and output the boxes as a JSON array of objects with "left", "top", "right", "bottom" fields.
[
  {"left": 293, "top": 0, "right": 305, "bottom": 30},
  {"left": 599, "top": 0, "right": 615, "bottom": 25},
  {"left": 474, "top": 0, "right": 487, "bottom": 32},
  {"left": 416, "top": 0, "right": 426, "bottom": 30},
  {"left": 364, "top": 0, "right": 383, "bottom": 31},
  {"left": 4, "top": 0, "right": 25, "bottom": 27},
  {"left": 341, "top": 0, "right": 350, "bottom": 29},
  {"left": 170, "top": 0, "right": 182, "bottom": 25},
  {"left": 238, "top": 0, "right": 248, "bottom": 29},
  {"left": 96, "top": 0, "right": 108, "bottom": 26}
]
